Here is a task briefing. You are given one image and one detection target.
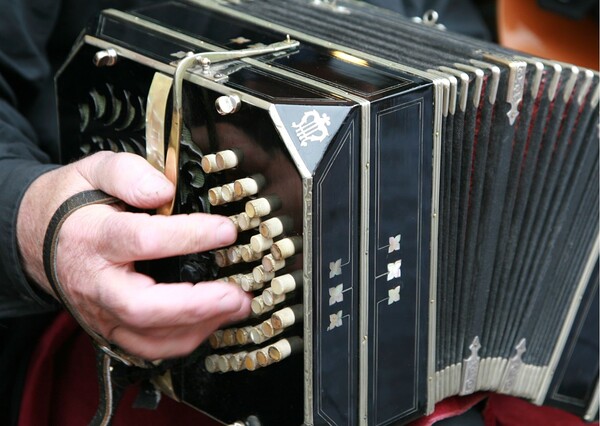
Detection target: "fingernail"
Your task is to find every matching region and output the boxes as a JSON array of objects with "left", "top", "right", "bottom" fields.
[
  {"left": 217, "top": 220, "right": 237, "bottom": 246},
  {"left": 219, "top": 289, "right": 251, "bottom": 320}
]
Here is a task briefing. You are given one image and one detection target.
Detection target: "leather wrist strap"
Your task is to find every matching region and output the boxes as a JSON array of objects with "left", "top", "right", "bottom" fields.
[{"left": 43, "top": 190, "right": 155, "bottom": 425}]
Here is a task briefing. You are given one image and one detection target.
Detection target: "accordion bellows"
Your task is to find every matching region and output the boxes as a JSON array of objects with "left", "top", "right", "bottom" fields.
[{"left": 56, "top": 0, "right": 599, "bottom": 425}]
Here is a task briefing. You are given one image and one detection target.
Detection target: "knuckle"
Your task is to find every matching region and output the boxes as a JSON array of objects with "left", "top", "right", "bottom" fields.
[
  {"left": 132, "top": 222, "right": 162, "bottom": 256},
  {"left": 102, "top": 212, "right": 155, "bottom": 258},
  {"left": 107, "top": 151, "right": 134, "bottom": 171},
  {"left": 117, "top": 298, "right": 149, "bottom": 328}
]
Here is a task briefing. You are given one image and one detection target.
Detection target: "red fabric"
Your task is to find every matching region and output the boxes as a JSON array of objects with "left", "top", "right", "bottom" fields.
[
  {"left": 484, "top": 393, "right": 596, "bottom": 426},
  {"left": 18, "top": 311, "right": 217, "bottom": 426},
  {"left": 410, "top": 391, "right": 599, "bottom": 426},
  {"left": 409, "top": 393, "right": 488, "bottom": 426}
]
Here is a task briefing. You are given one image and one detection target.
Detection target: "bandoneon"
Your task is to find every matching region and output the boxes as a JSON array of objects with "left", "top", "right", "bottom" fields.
[{"left": 56, "top": 0, "right": 599, "bottom": 424}]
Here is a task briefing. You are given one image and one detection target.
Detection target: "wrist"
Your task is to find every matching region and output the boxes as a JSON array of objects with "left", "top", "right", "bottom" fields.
[{"left": 16, "top": 164, "right": 90, "bottom": 297}]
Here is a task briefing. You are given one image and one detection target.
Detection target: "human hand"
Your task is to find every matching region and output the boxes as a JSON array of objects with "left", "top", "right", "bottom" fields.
[{"left": 17, "top": 151, "right": 251, "bottom": 360}]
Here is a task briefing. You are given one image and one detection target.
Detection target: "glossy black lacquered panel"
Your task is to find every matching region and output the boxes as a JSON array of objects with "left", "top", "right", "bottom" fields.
[
  {"left": 311, "top": 109, "right": 360, "bottom": 425},
  {"left": 131, "top": 2, "right": 424, "bottom": 99},
  {"left": 367, "top": 85, "right": 433, "bottom": 425}
]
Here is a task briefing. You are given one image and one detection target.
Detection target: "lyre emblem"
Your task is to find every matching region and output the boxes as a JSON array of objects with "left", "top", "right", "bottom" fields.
[{"left": 292, "top": 110, "right": 331, "bottom": 147}]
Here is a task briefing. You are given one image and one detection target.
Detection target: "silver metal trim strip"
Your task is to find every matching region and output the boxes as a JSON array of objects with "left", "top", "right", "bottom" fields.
[
  {"left": 302, "top": 177, "right": 315, "bottom": 426},
  {"left": 513, "top": 58, "right": 544, "bottom": 98},
  {"left": 562, "top": 65, "right": 580, "bottom": 103},
  {"left": 437, "top": 66, "right": 469, "bottom": 113},
  {"left": 577, "top": 69, "right": 595, "bottom": 106},
  {"left": 358, "top": 100, "right": 371, "bottom": 426},
  {"left": 482, "top": 55, "right": 527, "bottom": 125},
  {"left": 545, "top": 62, "right": 563, "bottom": 101},
  {"left": 470, "top": 60, "right": 500, "bottom": 105},
  {"left": 427, "top": 76, "right": 444, "bottom": 415},
  {"left": 454, "top": 63, "right": 484, "bottom": 108}
]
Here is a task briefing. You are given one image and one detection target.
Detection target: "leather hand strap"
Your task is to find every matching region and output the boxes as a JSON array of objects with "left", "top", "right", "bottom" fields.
[
  {"left": 43, "top": 190, "right": 156, "bottom": 425},
  {"left": 91, "top": 351, "right": 127, "bottom": 426}
]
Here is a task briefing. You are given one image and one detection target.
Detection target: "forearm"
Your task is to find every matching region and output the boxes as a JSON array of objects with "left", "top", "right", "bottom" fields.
[
  {"left": 0, "top": 0, "right": 64, "bottom": 317},
  {"left": 0, "top": 125, "right": 60, "bottom": 317}
]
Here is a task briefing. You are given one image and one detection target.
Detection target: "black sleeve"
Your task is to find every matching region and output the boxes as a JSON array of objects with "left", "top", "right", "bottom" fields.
[
  {"left": 0, "top": 0, "right": 161, "bottom": 317},
  {"left": 0, "top": 0, "right": 64, "bottom": 317}
]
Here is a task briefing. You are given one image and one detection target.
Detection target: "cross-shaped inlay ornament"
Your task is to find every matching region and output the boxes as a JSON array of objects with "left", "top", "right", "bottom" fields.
[
  {"left": 329, "top": 284, "right": 344, "bottom": 306},
  {"left": 387, "top": 259, "right": 402, "bottom": 281},
  {"left": 327, "top": 310, "right": 343, "bottom": 331},
  {"left": 329, "top": 258, "right": 342, "bottom": 278},
  {"left": 388, "top": 286, "right": 400, "bottom": 305},
  {"left": 388, "top": 234, "right": 401, "bottom": 253}
]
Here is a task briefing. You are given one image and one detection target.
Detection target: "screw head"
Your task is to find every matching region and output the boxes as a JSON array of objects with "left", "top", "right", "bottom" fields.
[
  {"left": 215, "top": 95, "right": 241, "bottom": 115},
  {"left": 93, "top": 48, "right": 118, "bottom": 67}
]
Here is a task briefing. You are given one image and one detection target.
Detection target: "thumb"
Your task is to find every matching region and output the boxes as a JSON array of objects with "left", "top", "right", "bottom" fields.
[{"left": 75, "top": 151, "right": 175, "bottom": 209}]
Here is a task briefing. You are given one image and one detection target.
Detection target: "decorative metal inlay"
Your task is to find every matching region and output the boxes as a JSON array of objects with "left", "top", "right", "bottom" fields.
[
  {"left": 326, "top": 257, "right": 346, "bottom": 332},
  {"left": 292, "top": 110, "right": 332, "bottom": 146},
  {"left": 388, "top": 234, "right": 401, "bottom": 253},
  {"left": 382, "top": 233, "right": 403, "bottom": 306},
  {"left": 388, "top": 286, "right": 401, "bottom": 305},
  {"left": 460, "top": 336, "right": 482, "bottom": 395},
  {"left": 327, "top": 310, "right": 343, "bottom": 331},
  {"left": 500, "top": 338, "right": 527, "bottom": 394},
  {"left": 387, "top": 260, "right": 402, "bottom": 281},
  {"left": 329, "top": 284, "right": 344, "bottom": 306},
  {"left": 506, "top": 62, "right": 527, "bottom": 125},
  {"left": 329, "top": 258, "right": 342, "bottom": 278}
]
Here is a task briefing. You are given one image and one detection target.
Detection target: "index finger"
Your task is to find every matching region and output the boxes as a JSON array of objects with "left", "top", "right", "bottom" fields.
[{"left": 98, "top": 210, "right": 237, "bottom": 263}]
